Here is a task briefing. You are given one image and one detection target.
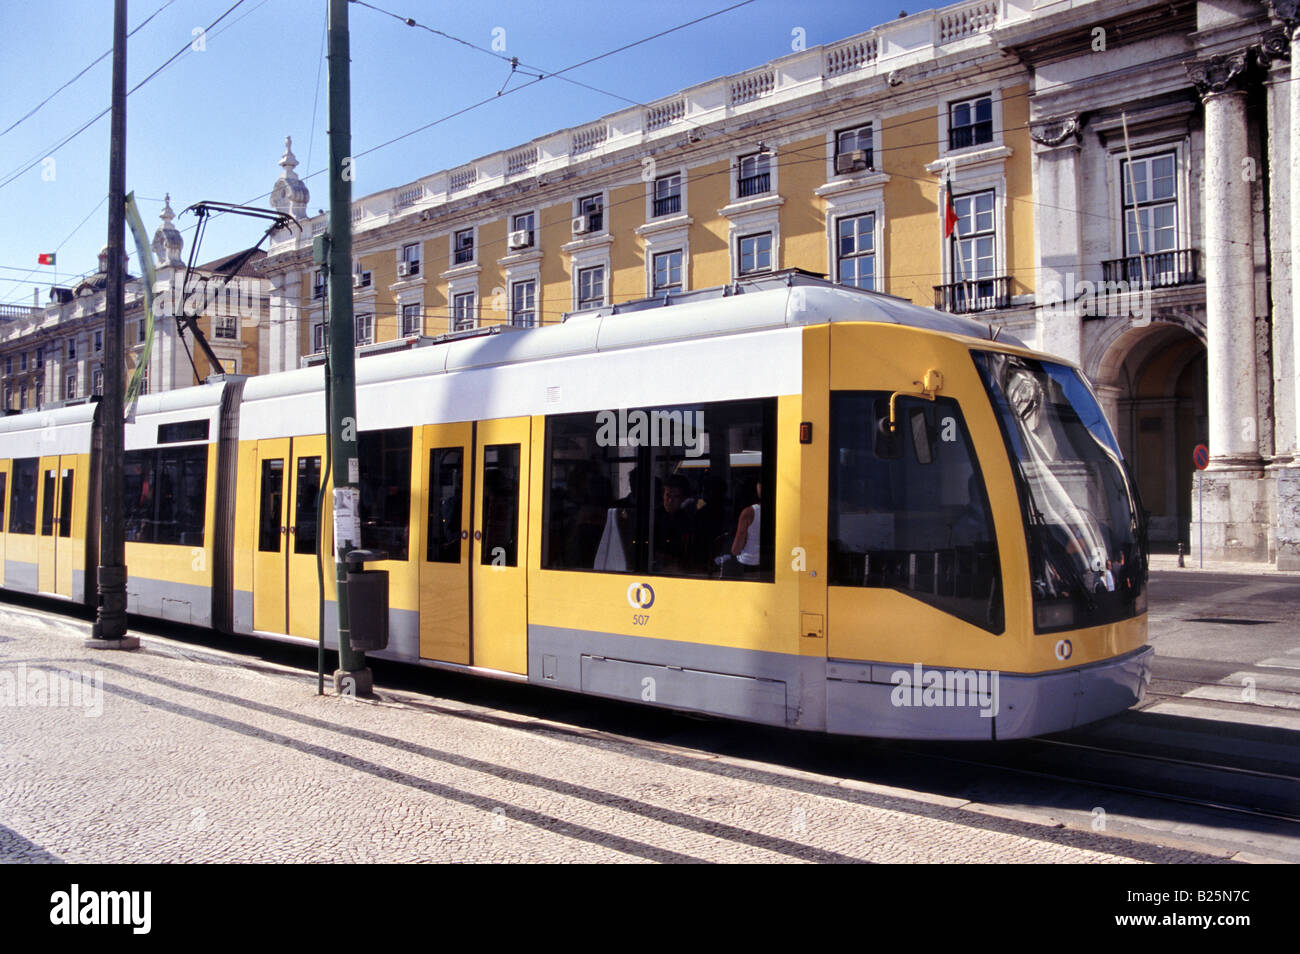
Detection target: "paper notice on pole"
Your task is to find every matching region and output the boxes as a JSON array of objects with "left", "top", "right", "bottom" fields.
[
  {"left": 333, "top": 487, "right": 361, "bottom": 560},
  {"left": 347, "top": 456, "right": 359, "bottom": 484}
]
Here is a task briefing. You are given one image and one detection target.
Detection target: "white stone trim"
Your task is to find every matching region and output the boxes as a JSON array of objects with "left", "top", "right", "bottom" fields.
[{"left": 818, "top": 173, "right": 889, "bottom": 291}]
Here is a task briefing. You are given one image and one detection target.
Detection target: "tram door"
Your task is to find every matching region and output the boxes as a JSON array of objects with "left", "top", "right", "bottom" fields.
[
  {"left": 253, "top": 437, "right": 327, "bottom": 638},
  {"left": 0, "top": 460, "right": 9, "bottom": 586},
  {"left": 286, "top": 437, "right": 326, "bottom": 641},
  {"left": 471, "top": 418, "right": 530, "bottom": 675},
  {"left": 418, "top": 423, "right": 472, "bottom": 664},
  {"left": 36, "top": 455, "right": 77, "bottom": 597}
]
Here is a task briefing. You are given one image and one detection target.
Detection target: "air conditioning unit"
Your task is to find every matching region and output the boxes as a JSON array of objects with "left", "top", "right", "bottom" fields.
[
  {"left": 397, "top": 261, "right": 411, "bottom": 278},
  {"left": 508, "top": 229, "right": 532, "bottom": 250},
  {"left": 352, "top": 274, "right": 364, "bottom": 288},
  {"left": 835, "top": 150, "right": 869, "bottom": 174},
  {"left": 571, "top": 215, "right": 591, "bottom": 236}
]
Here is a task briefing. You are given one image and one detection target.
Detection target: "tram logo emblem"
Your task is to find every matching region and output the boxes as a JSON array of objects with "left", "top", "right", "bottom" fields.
[
  {"left": 626, "top": 582, "right": 655, "bottom": 610},
  {"left": 1054, "top": 639, "right": 1073, "bottom": 661}
]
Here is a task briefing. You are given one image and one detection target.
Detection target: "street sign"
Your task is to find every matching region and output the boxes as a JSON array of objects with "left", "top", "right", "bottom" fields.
[{"left": 1193, "top": 443, "right": 1209, "bottom": 470}]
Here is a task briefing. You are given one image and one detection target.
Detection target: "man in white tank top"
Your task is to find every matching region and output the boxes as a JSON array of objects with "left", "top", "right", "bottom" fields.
[{"left": 731, "top": 479, "right": 761, "bottom": 570}]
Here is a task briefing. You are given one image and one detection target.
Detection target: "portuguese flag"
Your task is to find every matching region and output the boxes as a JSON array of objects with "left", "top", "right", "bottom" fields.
[{"left": 37, "top": 252, "right": 55, "bottom": 265}]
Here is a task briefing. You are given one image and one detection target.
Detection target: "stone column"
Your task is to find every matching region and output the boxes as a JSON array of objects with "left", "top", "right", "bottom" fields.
[
  {"left": 1030, "top": 117, "right": 1084, "bottom": 364},
  {"left": 1268, "top": 1, "right": 1300, "bottom": 566},
  {"left": 1188, "top": 52, "right": 1270, "bottom": 561},
  {"left": 1190, "top": 53, "right": 1258, "bottom": 467}
]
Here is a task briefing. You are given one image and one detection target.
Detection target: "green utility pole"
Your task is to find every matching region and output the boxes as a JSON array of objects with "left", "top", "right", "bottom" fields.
[
  {"left": 87, "top": 0, "right": 136, "bottom": 651},
  {"left": 326, "top": 0, "right": 371, "bottom": 695}
]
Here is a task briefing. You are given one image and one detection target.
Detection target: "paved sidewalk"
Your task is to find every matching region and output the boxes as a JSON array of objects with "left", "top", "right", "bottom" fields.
[
  {"left": 0, "top": 603, "right": 1244, "bottom": 864},
  {"left": 1149, "top": 553, "right": 1300, "bottom": 576}
]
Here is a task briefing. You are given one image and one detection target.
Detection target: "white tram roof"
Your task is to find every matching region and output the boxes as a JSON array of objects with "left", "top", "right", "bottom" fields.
[
  {"left": 0, "top": 401, "right": 98, "bottom": 458},
  {"left": 239, "top": 277, "right": 1026, "bottom": 436}
]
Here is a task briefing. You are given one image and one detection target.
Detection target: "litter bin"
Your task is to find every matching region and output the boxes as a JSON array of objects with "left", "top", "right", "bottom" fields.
[{"left": 345, "top": 549, "right": 389, "bottom": 652}]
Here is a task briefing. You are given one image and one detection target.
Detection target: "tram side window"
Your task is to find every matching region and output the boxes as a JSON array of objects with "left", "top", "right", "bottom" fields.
[
  {"left": 829, "top": 392, "right": 1003, "bottom": 633},
  {"left": 542, "top": 397, "right": 777, "bottom": 580},
  {"left": 426, "top": 448, "right": 463, "bottom": 563},
  {"left": 359, "top": 428, "right": 411, "bottom": 561},
  {"left": 258, "top": 459, "right": 285, "bottom": 552},
  {"left": 41, "top": 469, "right": 57, "bottom": 535},
  {"left": 293, "top": 457, "right": 322, "bottom": 555},
  {"left": 123, "top": 446, "right": 208, "bottom": 545},
  {"left": 481, "top": 444, "right": 520, "bottom": 566},
  {"left": 0, "top": 473, "right": 6, "bottom": 531},
  {"left": 8, "top": 459, "right": 38, "bottom": 534}
]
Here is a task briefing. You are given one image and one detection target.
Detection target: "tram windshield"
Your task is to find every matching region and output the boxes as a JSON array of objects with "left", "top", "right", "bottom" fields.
[{"left": 973, "top": 351, "right": 1147, "bottom": 633}]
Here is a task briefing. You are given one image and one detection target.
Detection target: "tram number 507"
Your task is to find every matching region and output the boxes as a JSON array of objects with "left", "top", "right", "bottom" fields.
[{"left": 632, "top": 614, "right": 650, "bottom": 626}]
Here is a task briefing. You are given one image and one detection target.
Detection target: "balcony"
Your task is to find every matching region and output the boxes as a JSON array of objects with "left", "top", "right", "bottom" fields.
[
  {"left": 652, "top": 194, "right": 681, "bottom": 217},
  {"left": 933, "top": 276, "right": 1011, "bottom": 314},
  {"left": 1101, "top": 248, "right": 1200, "bottom": 289},
  {"left": 737, "top": 173, "right": 770, "bottom": 198}
]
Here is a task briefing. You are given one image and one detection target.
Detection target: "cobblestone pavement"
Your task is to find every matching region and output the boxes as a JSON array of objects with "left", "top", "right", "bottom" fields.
[{"left": 0, "top": 603, "right": 1233, "bottom": 864}]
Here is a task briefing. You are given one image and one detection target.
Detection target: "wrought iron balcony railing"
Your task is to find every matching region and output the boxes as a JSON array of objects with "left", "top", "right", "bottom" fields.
[
  {"left": 933, "top": 276, "right": 1010, "bottom": 314},
  {"left": 1101, "top": 248, "right": 1200, "bottom": 288}
]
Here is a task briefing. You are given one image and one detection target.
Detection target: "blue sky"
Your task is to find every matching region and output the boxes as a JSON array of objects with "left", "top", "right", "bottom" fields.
[{"left": 0, "top": 0, "right": 904, "bottom": 305}]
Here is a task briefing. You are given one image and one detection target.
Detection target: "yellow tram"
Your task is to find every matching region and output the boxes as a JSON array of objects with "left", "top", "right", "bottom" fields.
[{"left": 0, "top": 276, "right": 1151, "bottom": 739}]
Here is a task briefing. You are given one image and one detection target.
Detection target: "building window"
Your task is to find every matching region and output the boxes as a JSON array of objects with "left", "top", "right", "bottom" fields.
[
  {"left": 653, "top": 174, "right": 682, "bottom": 218},
  {"left": 737, "top": 153, "right": 771, "bottom": 197},
  {"left": 214, "top": 315, "right": 238, "bottom": 339},
  {"left": 453, "top": 228, "right": 474, "bottom": 265},
  {"left": 139, "top": 365, "right": 149, "bottom": 395},
  {"left": 510, "top": 280, "right": 536, "bottom": 328},
  {"left": 94, "top": 330, "right": 103, "bottom": 353},
  {"left": 35, "top": 347, "right": 43, "bottom": 370},
  {"left": 452, "top": 293, "right": 476, "bottom": 331},
  {"left": 401, "top": 303, "right": 423, "bottom": 337},
  {"left": 837, "top": 214, "right": 875, "bottom": 290},
  {"left": 510, "top": 212, "right": 535, "bottom": 248},
  {"left": 401, "top": 243, "right": 421, "bottom": 276},
  {"left": 576, "top": 266, "right": 604, "bottom": 309},
  {"left": 835, "top": 124, "right": 873, "bottom": 173},
  {"left": 355, "top": 312, "right": 374, "bottom": 346},
  {"left": 18, "top": 388, "right": 26, "bottom": 410},
  {"left": 137, "top": 319, "right": 147, "bottom": 343},
  {"left": 312, "top": 269, "right": 326, "bottom": 299},
  {"left": 312, "top": 321, "right": 326, "bottom": 354},
  {"left": 67, "top": 340, "right": 76, "bottom": 361},
  {"left": 949, "top": 95, "right": 993, "bottom": 150},
  {"left": 577, "top": 194, "right": 603, "bottom": 232},
  {"left": 352, "top": 263, "right": 372, "bottom": 288},
  {"left": 951, "top": 191, "right": 996, "bottom": 281},
  {"left": 92, "top": 367, "right": 104, "bottom": 395},
  {"left": 1122, "top": 153, "right": 1177, "bottom": 257},
  {"left": 65, "top": 374, "right": 76, "bottom": 400},
  {"left": 2, "top": 356, "right": 9, "bottom": 375},
  {"left": 652, "top": 250, "right": 683, "bottom": 294},
  {"left": 3, "top": 386, "right": 10, "bottom": 409},
  {"left": 738, "top": 233, "right": 773, "bottom": 275},
  {"left": 19, "top": 353, "right": 27, "bottom": 372}
]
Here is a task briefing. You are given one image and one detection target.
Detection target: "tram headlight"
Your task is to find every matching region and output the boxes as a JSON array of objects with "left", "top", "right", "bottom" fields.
[{"left": 1035, "top": 600, "right": 1074, "bottom": 630}]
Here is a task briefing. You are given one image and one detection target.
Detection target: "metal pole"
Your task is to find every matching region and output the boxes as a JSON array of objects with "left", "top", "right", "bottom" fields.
[
  {"left": 326, "top": 0, "right": 370, "bottom": 694},
  {"left": 1198, "top": 475, "right": 1203, "bottom": 569},
  {"left": 89, "top": 0, "right": 134, "bottom": 649}
]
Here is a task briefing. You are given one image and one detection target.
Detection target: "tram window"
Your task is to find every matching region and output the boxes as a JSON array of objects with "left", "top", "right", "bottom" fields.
[
  {"left": 541, "top": 398, "right": 776, "bottom": 580},
  {"left": 829, "top": 392, "right": 1003, "bottom": 633},
  {"left": 124, "top": 447, "right": 209, "bottom": 545},
  {"left": 0, "top": 473, "right": 6, "bottom": 531},
  {"left": 258, "top": 459, "right": 285, "bottom": 552},
  {"left": 426, "top": 447, "right": 463, "bottom": 563},
  {"left": 293, "top": 456, "right": 322, "bottom": 555},
  {"left": 481, "top": 444, "right": 520, "bottom": 566},
  {"left": 358, "top": 428, "right": 411, "bottom": 561},
  {"left": 158, "top": 420, "right": 210, "bottom": 444},
  {"left": 9, "top": 459, "right": 38, "bottom": 534},
  {"left": 41, "top": 470, "right": 56, "bottom": 535},
  {"left": 59, "top": 471, "right": 73, "bottom": 538}
]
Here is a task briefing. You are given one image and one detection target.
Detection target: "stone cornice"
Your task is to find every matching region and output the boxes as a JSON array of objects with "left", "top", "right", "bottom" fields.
[{"left": 1268, "top": 0, "right": 1299, "bottom": 29}]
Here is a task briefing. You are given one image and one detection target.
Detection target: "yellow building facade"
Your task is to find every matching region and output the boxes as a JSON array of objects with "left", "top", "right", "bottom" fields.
[{"left": 260, "top": 7, "right": 1039, "bottom": 370}]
